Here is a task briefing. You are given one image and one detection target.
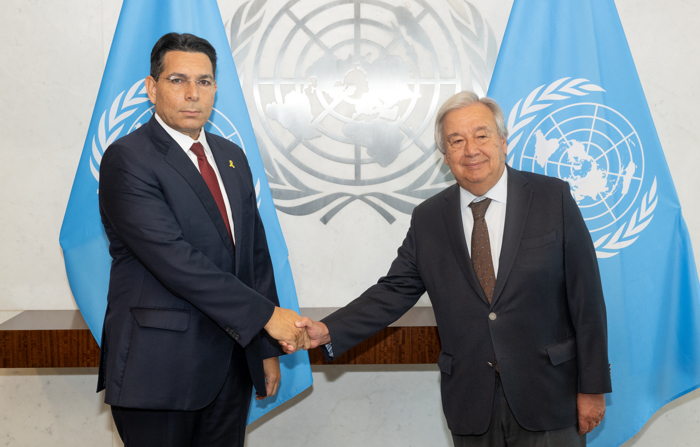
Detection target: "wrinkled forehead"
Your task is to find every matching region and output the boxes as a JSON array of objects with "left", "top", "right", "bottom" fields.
[{"left": 444, "top": 104, "right": 498, "bottom": 133}]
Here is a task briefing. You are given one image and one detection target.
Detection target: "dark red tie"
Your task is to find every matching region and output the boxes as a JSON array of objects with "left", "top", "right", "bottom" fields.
[{"left": 190, "top": 143, "right": 234, "bottom": 247}]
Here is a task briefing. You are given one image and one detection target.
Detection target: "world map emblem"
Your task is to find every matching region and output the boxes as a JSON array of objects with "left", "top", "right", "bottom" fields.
[
  {"left": 506, "top": 78, "right": 657, "bottom": 258},
  {"left": 241, "top": 0, "right": 496, "bottom": 223},
  {"left": 88, "top": 79, "right": 262, "bottom": 205}
]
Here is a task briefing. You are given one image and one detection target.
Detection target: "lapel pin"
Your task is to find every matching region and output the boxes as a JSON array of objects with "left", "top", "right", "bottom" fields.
[{"left": 229, "top": 160, "right": 235, "bottom": 168}]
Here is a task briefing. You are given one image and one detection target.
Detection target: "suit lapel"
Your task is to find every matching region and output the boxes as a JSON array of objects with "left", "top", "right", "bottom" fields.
[
  {"left": 441, "top": 184, "right": 490, "bottom": 305},
  {"left": 207, "top": 135, "right": 243, "bottom": 270},
  {"left": 147, "top": 119, "right": 235, "bottom": 262},
  {"left": 491, "top": 166, "right": 533, "bottom": 305}
]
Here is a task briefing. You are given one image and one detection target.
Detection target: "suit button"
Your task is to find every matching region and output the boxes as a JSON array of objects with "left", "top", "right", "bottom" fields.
[
  {"left": 489, "top": 312, "right": 497, "bottom": 321},
  {"left": 487, "top": 362, "right": 494, "bottom": 367},
  {"left": 224, "top": 327, "right": 239, "bottom": 340}
]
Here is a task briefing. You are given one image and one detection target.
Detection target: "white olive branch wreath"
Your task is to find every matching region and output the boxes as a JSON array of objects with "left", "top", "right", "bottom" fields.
[
  {"left": 592, "top": 177, "right": 657, "bottom": 258},
  {"left": 227, "top": 0, "right": 267, "bottom": 84},
  {"left": 90, "top": 79, "right": 150, "bottom": 182}
]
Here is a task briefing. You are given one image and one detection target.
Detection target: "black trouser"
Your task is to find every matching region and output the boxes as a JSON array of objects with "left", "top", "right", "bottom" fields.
[
  {"left": 112, "top": 345, "right": 252, "bottom": 447},
  {"left": 452, "top": 375, "right": 585, "bottom": 447}
]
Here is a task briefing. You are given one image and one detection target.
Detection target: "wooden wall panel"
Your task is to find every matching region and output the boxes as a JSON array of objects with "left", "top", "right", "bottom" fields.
[
  {"left": 1, "top": 311, "right": 440, "bottom": 368},
  {"left": 0, "top": 329, "right": 100, "bottom": 368},
  {"left": 308, "top": 327, "right": 441, "bottom": 365}
]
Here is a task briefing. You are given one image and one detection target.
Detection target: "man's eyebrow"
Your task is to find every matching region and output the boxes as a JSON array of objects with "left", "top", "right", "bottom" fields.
[
  {"left": 473, "top": 125, "right": 490, "bottom": 133},
  {"left": 163, "top": 72, "right": 214, "bottom": 80},
  {"left": 163, "top": 71, "right": 187, "bottom": 78}
]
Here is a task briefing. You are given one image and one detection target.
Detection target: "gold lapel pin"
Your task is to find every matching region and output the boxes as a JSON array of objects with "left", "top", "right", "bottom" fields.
[{"left": 229, "top": 160, "right": 235, "bottom": 168}]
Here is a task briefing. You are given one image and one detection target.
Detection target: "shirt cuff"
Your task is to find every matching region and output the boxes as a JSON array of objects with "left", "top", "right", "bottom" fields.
[{"left": 322, "top": 343, "right": 334, "bottom": 362}]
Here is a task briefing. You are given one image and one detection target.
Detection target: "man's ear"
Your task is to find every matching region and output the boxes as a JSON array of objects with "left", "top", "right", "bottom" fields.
[{"left": 145, "top": 76, "right": 157, "bottom": 105}]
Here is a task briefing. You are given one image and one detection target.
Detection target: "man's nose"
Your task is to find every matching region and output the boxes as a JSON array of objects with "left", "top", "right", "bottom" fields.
[
  {"left": 462, "top": 138, "right": 480, "bottom": 156},
  {"left": 184, "top": 81, "right": 200, "bottom": 100}
]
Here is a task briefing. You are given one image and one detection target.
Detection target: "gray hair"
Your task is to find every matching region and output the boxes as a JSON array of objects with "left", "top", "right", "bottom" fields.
[{"left": 434, "top": 91, "right": 508, "bottom": 154}]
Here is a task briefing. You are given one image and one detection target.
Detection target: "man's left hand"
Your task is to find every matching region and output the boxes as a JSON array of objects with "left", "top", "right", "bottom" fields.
[
  {"left": 256, "top": 358, "right": 281, "bottom": 400},
  {"left": 577, "top": 393, "right": 606, "bottom": 435}
]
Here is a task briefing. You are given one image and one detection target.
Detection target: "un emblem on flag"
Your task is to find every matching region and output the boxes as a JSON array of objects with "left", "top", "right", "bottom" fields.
[{"left": 506, "top": 78, "right": 657, "bottom": 258}]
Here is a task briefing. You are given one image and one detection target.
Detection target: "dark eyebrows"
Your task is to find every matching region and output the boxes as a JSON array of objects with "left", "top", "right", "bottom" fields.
[
  {"left": 163, "top": 72, "right": 187, "bottom": 79},
  {"left": 163, "top": 72, "right": 214, "bottom": 80}
]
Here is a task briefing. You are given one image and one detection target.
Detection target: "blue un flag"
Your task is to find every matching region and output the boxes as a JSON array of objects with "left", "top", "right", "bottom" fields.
[
  {"left": 58, "top": 0, "right": 312, "bottom": 422},
  {"left": 488, "top": 0, "right": 700, "bottom": 445}
]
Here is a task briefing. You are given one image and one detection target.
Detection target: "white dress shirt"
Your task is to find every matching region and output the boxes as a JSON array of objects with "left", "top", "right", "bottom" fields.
[
  {"left": 155, "top": 113, "right": 236, "bottom": 243},
  {"left": 459, "top": 168, "right": 508, "bottom": 278}
]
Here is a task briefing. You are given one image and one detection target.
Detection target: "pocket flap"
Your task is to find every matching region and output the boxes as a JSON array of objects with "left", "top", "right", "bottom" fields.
[
  {"left": 546, "top": 337, "right": 577, "bottom": 366},
  {"left": 131, "top": 307, "right": 190, "bottom": 332},
  {"left": 521, "top": 230, "right": 557, "bottom": 250},
  {"left": 438, "top": 352, "right": 453, "bottom": 375}
]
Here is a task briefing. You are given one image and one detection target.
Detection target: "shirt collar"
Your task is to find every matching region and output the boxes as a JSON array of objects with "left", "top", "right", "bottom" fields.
[
  {"left": 460, "top": 167, "right": 509, "bottom": 211},
  {"left": 154, "top": 113, "right": 207, "bottom": 153}
]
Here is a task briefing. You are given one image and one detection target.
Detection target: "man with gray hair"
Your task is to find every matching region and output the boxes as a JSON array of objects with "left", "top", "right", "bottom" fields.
[{"left": 295, "top": 91, "right": 611, "bottom": 446}]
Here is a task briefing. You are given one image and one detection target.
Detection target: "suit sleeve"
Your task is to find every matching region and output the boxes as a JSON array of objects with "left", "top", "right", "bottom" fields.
[
  {"left": 562, "top": 182, "right": 612, "bottom": 394},
  {"left": 321, "top": 214, "right": 426, "bottom": 358},
  {"left": 99, "top": 144, "right": 275, "bottom": 348}
]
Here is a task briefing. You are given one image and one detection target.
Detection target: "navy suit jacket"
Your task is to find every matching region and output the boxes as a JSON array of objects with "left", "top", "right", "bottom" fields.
[
  {"left": 322, "top": 166, "right": 611, "bottom": 435},
  {"left": 97, "top": 116, "right": 280, "bottom": 410}
]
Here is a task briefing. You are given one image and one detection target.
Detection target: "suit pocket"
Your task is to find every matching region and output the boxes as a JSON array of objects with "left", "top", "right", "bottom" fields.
[
  {"left": 521, "top": 230, "right": 557, "bottom": 250},
  {"left": 131, "top": 307, "right": 190, "bottom": 332},
  {"left": 438, "top": 352, "right": 453, "bottom": 375},
  {"left": 546, "top": 336, "right": 577, "bottom": 366}
]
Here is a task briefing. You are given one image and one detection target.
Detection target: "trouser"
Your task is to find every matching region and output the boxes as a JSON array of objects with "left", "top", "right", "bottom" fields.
[
  {"left": 452, "top": 375, "right": 585, "bottom": 447},
  {"left": 111, "top": 345, "right": 252, "bottom": 447}
]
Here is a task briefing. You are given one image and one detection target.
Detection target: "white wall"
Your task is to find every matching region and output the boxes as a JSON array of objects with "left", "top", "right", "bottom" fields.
[{"left": 1, "top": 0, "right": 699, "bottom": 445}]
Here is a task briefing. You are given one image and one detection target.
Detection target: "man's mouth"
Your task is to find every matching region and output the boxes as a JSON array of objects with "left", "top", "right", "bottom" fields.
[{"left": 464, "top": 160, "right": 485, "bottom": 169}]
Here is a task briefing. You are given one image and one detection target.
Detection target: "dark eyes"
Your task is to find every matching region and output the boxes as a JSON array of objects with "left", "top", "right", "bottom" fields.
[{"left": 163, "top": 77, "right": 215, "bottom": 88}]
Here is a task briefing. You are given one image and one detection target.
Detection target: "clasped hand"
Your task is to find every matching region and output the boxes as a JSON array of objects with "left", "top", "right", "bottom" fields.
[
  {"left": 264, "top": 307, "right": 310, "bottom": 354},
  {"left": 265, "top": 310, "right": 330, "bottom": 354}
]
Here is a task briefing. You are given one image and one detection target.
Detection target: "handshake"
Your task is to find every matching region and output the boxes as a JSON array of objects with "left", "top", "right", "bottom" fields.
[{"left": 263, "top": 307, "right": 331, "bottom": 354}]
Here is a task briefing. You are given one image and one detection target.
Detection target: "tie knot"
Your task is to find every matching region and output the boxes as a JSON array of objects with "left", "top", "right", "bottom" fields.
[
  {"left": 190, "top": 142, "right": 205, "bottom": 159},
  {"left": 469, "top": 198, "right": 492, "bottom": 220}
]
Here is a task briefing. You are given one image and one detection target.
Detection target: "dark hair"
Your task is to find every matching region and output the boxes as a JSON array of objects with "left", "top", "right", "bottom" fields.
[{"left": 150, "top": 33, "right": 217, "bottom": 79}]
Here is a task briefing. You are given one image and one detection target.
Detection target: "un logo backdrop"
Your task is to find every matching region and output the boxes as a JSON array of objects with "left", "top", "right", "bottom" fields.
[{"left": 221, "top": 0, "right": 502, "bottom": 306}]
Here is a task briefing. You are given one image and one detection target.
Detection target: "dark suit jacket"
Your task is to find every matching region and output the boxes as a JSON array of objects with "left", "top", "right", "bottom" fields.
[
  {"left": 97, "top": 116, "right": 280, "bottom": 411},
  {"left": 322, "top": 166, "right": 611, "bottom": 435}
]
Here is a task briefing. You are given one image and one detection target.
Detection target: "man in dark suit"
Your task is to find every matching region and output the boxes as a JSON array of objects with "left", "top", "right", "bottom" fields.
[
  {"left": 295, "top": 92, "right": 611, "bottom": 446},
  {"left": 98, "top": 33, "right": 305, "bottom": 447}
]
